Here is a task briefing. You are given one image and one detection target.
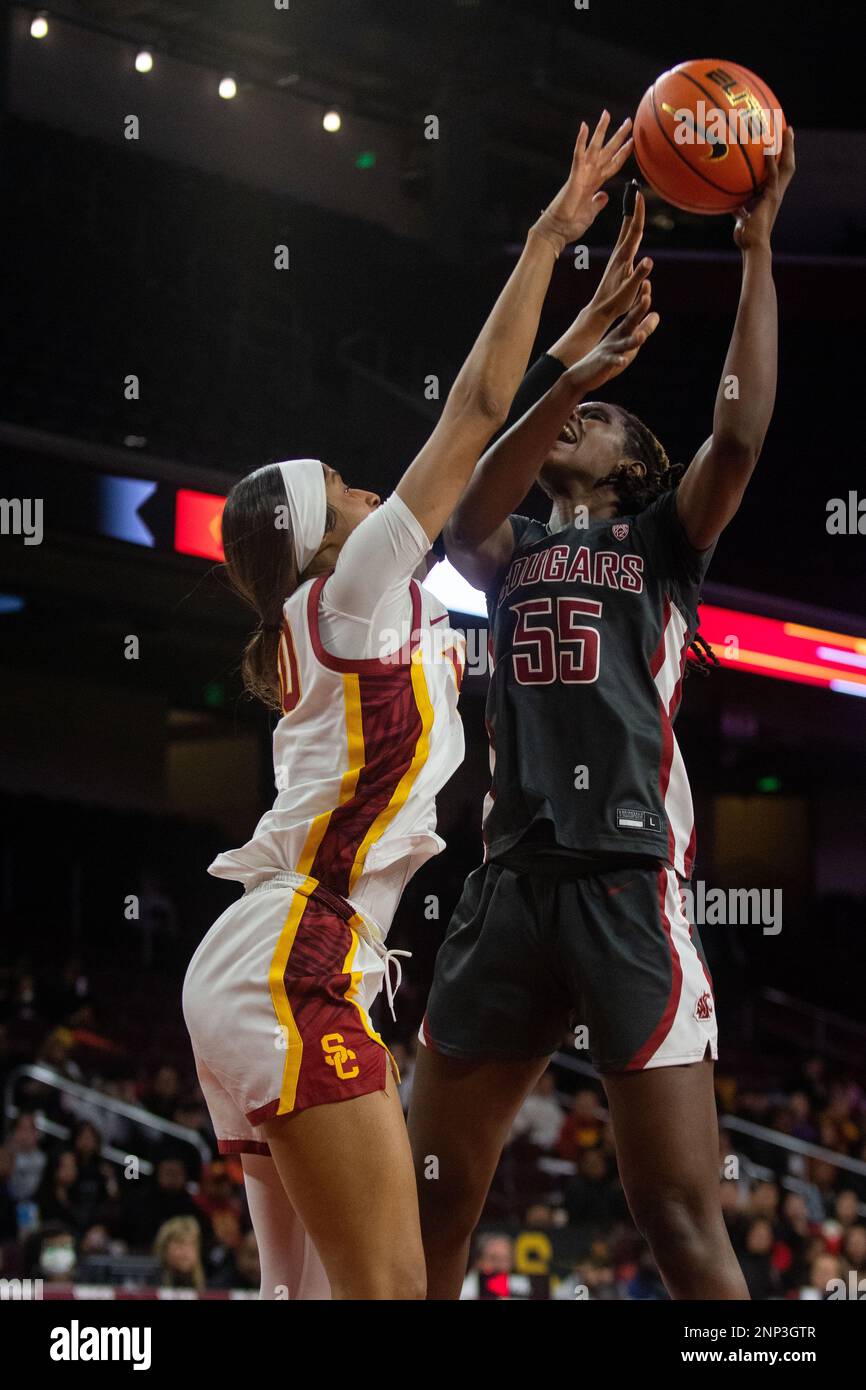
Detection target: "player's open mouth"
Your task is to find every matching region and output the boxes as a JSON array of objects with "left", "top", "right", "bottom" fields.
[{"left": 557, "top": 421, "right": 580, "bottom": 445}]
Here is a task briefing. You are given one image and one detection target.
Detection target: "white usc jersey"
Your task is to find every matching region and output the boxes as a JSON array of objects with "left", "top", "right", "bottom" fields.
[{"left": 209, "top": 573, "right": 466, "bottom": 938}]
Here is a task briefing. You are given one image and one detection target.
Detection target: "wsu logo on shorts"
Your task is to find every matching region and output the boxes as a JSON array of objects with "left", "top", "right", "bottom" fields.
[
  {"left": 694, "top": 991, "right": 714, "bottom": 1022},
  {"left": 321, "top": 1032, "right": 360, "bottom": 1080},
  {"left": 612, "top": 521, "right": 630, "bottom": 541}
]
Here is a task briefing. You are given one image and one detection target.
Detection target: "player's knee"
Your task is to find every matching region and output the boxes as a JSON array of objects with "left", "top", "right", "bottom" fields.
[
  {"left": 414, "top": 1146, "right": 489, "bottom": 1240},
  {"left": 628, "top": 1184, "right": 716, "bottom": 1257},
  {"left": 334, "top": 1252, "right": 427, "bottom": 1301}
]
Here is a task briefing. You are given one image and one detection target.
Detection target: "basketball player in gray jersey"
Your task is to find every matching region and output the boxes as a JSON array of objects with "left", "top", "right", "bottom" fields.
[{"left": 410, "top": 130, "right": 795, "bottom": 1301}]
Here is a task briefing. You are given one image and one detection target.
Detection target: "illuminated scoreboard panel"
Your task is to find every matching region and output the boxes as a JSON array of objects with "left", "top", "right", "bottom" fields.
[
  {"left": 696, "top": 606, "right": 866, "bottom": 699},
  {"left": 95, "top": 475, "right": 866, "bottom": 699}
]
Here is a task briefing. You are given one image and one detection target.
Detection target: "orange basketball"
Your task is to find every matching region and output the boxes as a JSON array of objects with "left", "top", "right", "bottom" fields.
[{"left": 634, "top": 59, "right": 786, "bottom": 214}]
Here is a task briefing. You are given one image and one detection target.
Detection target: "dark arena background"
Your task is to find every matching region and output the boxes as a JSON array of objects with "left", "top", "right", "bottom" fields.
[{"left": 1, "top": 0, "right": 865, "bottom": 1362}]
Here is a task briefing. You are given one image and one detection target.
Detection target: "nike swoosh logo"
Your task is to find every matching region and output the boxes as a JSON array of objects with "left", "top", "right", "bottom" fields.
[{"left": 605, "top": 880, "right": 636, "bottom": 897}]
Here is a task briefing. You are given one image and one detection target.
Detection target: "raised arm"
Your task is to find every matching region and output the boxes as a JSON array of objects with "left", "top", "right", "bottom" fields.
[
  {"left": 546, "top": 181, "right": 653, "bottom": 368},
  {"left": 676, "top": 128, "right": 796, "bottom": 550},
  {"left": 444, "top": 232, "right": 659, "bottom": 590},
  {"left": 396, "top": 112, "right": 634, "bottom": 543}
]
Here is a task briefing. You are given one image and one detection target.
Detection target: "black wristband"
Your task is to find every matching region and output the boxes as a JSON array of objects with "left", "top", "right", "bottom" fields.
[{"left": 503, "top": 352, "right": 567, "bottom": 433}]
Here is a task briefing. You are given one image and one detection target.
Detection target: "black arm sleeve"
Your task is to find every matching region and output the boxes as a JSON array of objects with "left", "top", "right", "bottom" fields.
[{"left": 500, "top": 352, "right": 567, "bottom": 434}]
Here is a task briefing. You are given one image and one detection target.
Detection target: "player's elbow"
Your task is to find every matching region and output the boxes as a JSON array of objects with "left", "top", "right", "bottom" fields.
[
  {"left": 711, "top": 432, "right": 761, "bottom": 474},
  {"left": 444, "top": 512, "right": 486, "bottom": 555},
  {"left": 449, "top": 373, "right": 510, "bottom": 429}
]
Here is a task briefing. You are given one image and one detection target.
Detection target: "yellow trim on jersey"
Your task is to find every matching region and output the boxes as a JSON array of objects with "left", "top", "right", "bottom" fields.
[
  {"left": 268, "top": 876, "right": 316, "bottom": 1114},
  {"left": 342, "top": 918, "right": 400, "bottom": 1083},
  {"left": 295, "top": 673, "right": 366, "bottom": 876},
  {"left": 347, "top": 647, "right": 434, "bottom": 893}
]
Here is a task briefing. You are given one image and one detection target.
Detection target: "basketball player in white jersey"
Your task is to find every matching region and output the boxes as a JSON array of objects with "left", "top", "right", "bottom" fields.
[{"left": 183, "top": 113, "right": 643, "bottom": 1300}]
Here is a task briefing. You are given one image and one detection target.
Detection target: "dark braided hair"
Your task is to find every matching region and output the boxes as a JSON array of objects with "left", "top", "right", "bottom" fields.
[{"left": 607, "top": 409, "right": 718, "bottom": 677}]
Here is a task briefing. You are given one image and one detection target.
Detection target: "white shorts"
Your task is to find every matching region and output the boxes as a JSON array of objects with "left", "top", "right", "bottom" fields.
[{"left": 183, "top": 873, "right": 397, "bottom": 1156}]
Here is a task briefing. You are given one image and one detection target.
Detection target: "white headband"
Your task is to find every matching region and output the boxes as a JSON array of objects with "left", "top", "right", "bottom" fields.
[{"left": 277, "top": 458, "right": 327, "bottom": 575}]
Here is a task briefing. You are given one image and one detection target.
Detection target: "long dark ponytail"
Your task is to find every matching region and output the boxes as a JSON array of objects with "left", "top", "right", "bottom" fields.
[{"left": 221, "top": 464, "right": 301, "bottom": 711}]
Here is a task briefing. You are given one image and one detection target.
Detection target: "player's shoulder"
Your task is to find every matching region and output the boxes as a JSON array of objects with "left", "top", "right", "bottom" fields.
[{"left": 509, "top": 513, "right": 550, "bottom": 553}]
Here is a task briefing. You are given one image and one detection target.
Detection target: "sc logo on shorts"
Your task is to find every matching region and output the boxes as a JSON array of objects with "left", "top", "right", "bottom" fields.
[{"left": 321, "top": 1032, "right": 360, "bottom": 1080}]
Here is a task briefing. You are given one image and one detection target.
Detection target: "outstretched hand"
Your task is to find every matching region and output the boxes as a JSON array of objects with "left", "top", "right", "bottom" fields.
[
  {"left": 533, "top": 111, "right": 635, "bottom": 257},
  {"left": 566, "top": 284, "right": 660, "bottom": 394},
  {"left": 589, "top": 184, "right": 653, "bottom": 324},
  {"left": 733, "top": 127, "right": 796, "bottom": 251}
]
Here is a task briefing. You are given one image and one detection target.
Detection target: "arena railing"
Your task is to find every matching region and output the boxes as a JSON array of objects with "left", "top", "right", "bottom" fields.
[
  {"left": 3, "top": 1064, "right": 212, "bottom": 1173},
  {"left": 755, "top": 988, "right": 866, "bottom": 1068},
  {"left": 552, "top": 1049, "right": 866, "bottom": 1198}
]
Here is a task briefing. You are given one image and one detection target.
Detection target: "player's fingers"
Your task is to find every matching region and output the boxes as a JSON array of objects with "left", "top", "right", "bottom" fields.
[
  {"left": 600, "top": 116, "right": 632, "bottom": 161},
  {"left": 630, "top": 275, "right": 652, "bottom": 308},
  {"left": 587, "top": 109, "right": 611, "bottom": 152},
  {"left": 572, "top": 121, "right": 589, "bottom": 164},
  {"left": 763, "top": 147, "right": 780, "bottom": 189},
  {"left": 604, "top": 135, "right": 634, "bottom": 178},
  {"left": 630, "top": 187, "right": 646, "bottom": 239},
  {"left": 621, "top": 193, "right": 646, "bottom": 258},
  {"left": 615, "top": 310, "right": 659, "bottom": 352},
  {"left": 780, "top": 126, "right": 796, "bottom": 180},
  {"left": 620, "top": 288, "right": 653, "bottom": 331}
]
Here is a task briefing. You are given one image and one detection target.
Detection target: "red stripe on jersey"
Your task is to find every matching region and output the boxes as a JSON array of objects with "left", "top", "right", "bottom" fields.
[
  {"left": 310, "top": 663, "right": 423, "bottom": 894},
  {"left": 302, "top": 581, "right": 428, "bottom": 895},
  {"left": 307, "top": 575, "right": 421, "bottom": 672}
]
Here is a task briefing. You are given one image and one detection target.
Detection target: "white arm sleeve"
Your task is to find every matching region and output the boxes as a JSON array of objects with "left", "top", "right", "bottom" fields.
[{"left": 318, "top": 492, "right": 431, "bottom": 660}]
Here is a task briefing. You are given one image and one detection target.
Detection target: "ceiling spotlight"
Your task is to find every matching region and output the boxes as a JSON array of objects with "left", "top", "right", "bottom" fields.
[
  {"left": 135, "top": 51, "right": 154, "bottom": 74},
  {"left": 323, "top": 109, "right": 342, "bottom": 133},
  {"left": 219, "top": 76, "right": 238, "bottom": 100},
  {"left": 30, "top": 14, "right": 49, "bottom": 39}
]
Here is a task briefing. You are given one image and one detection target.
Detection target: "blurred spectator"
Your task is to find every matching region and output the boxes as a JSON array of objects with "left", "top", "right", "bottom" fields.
[
  {"left": 738, "top": 1217, "right": 783, "bottom": 1300},
  {"left": 747, "top": 1180, "right": 781, "bottom": 1224},
  {"left": 510, "top": 1070, "right": 563, "bottom": 1151},
  {"left": 141, "top": 1064, "right": 181, "bottom": 1121},
  {"left": 23, "top": 1221, "right": 78, "bottom": 1282},
  {"left": 7, "top": 1112, "right": 47, "bottom": 1203},
  {"left": 563, "top": 1148, "right": 628, "bottom": 1231},
  {"left": 800, "top": 1251, "right": 842, "bottom": 1299},
  {"left": 575, "top": 1251, "right": 619, "bottom": 1300},
  {"left": 124, "top": 1157, "right": 212, "bottom": 1250},
  {"left": 209, "top": 1228, "right": 260, "bottom": 1291},
  {"left": 842, "top": 1224, "right": 866, "bottom": 1280},
  {"left": 460, "top": 1232, "right": 514, "bottom": 1299},
  {"left": 193, "top": 1160, "right": 242, "bottom": 1225},
  {"left": 833, "top": 1188, "right": 862, "bottom": 1232},
  {"left": 69, "top": 1120, "right": 117, "bottom": 1225},
  {"left": 474, "top": 1232, "right": 513, "bottom": 1276},
  {"left": 622, "top": 1244, "right": 667, "bottom": 1300},
  {"left": 35, "top": 1151, "right": 87, "bottom": 1233},
  {"left": 777, "top": 1191, "right": 813, "bottom": 1285},
  {"left": 556, "top": 1089, "right": 605, "bottom": 1161},
  {"left": 153, "top": 1214, "right": 205, "bottom": 1291}
]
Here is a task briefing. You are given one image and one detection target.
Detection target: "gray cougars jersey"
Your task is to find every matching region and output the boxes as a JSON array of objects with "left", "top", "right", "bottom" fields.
[{"left": 482, "top": 488, "right": 714, "bottom": 878}]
